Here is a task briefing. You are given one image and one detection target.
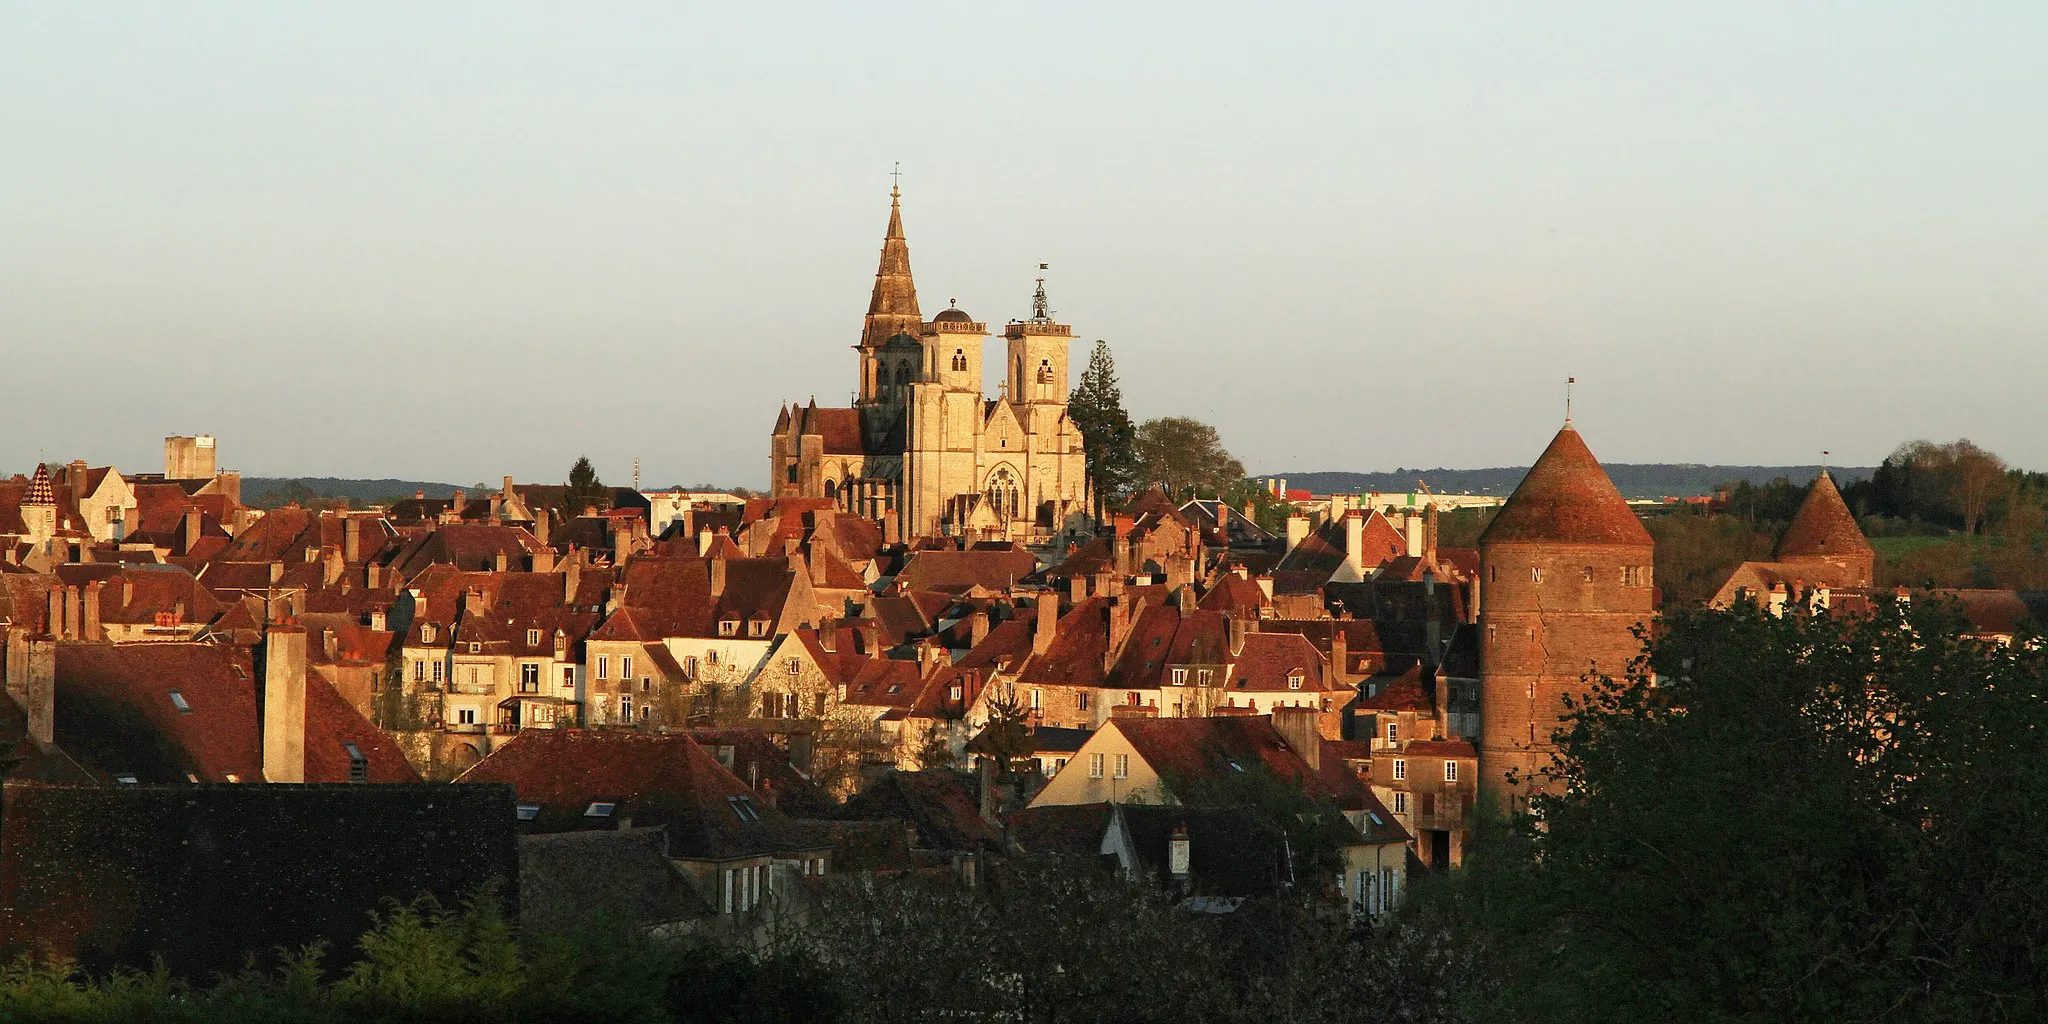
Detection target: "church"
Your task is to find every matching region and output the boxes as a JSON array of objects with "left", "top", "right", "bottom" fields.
[{"left": 770, "top": 187, "right": 1091, "bottom": 543}]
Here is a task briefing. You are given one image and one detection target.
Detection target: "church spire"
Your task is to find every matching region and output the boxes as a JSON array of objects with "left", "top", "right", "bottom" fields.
[{"left": 862, "top": 174, "right": 922, "bottom": 349}]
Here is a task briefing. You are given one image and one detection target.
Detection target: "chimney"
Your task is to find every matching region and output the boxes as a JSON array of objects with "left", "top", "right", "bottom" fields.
[
  {"left": 612, "top": 519, "right": 632, "bottom": 565},
  {"left": 493, "top": 550, "right": 509, "bottom": 574},
  {"left": 697, "top": 528, "right": 713, "bottom": 557},
  {"left": 606, "top": 583, "right": 624, "bottom": 615},
  {"left": 1272, "top": 706, "right": 1322, "bottom": 771},
  {"left": 45, "top": 587, "right": 62, "bottom": 641},
  {"left": 1069, "top": 574, "right": 1087, "bottom": 604},
  {"left": 1168, "top": 823, "right": 1192, "bottom": 881},
  {"left": 1254, "top": 575, "right": 1274, "bottom": 601},
  {"left": 268, "top": 561, "right": 284, "bottom": 584},
  {"left": 1109, "top": 594, "right": 1135, "bottom": 652},
  {"left": 969, "top": 610, "right": 990, "bottom": 648},
  {"left": 709, "top": 557, "right": 727, "bottom": 598},
  {"left": 451, "top": 489, "right": 466, "bottom": 516},
  {"left": 565, "top": 557, "right": 582, "bottom": 605},
  {"left": 1285, "top": 516, "right": 1309, "bottom": 554},
  {"left": 323, "top": 546, "right": 344, "bottom": 587},
  {"left": 343, "top": 516, "right": 360, "bottom": 564},
  {"left": 1177, "top": 584, "right": 1195, "bottom": 615},
  {"left": 82, "top": 582, "right": 102, "bottom": 642},
  {"left": 1331, "top": 627, "right": 1349, "bottom": 683},
  {"left": 1424, "top": 504, "right": 1439, "bottom": 564},
  {"left": 62, "top": 586, "right": 80, "bottom": 642},
  {"left": 26, "top": 637, "right": 55, "bottom": 749},
  {"left": 1405, "top": 513, "right": 1425, "bottom": 559},
  {"left": 1431, "top": 667, "right": 1451, "bottom": 732},
  {"left": 920, "top": 639, "right": 943, "bottom": 671},
  {"left": 1226, "top": 613, "right": 1248, "bottom": 656},
  {"left": 1424, "top": 569, "right": 1443, "bottom": 662},
  {"left": 534, "top": 511, "right": 550, "bottom": 547},
  {"left": 261, "top": 625, "right": 308, "bottom": 783},
  {"left": 1345, "top": 513, "right": 1365, "bottom": 576},
  {"left": 532, "top": 547, "right": 555, "bottom": 573},
  {"left": 366, "top": 563, "right": 383, "bottom": 590},
  {"left": 369, "top": 608, "right": 387, "bottom": 631},
  {"left": 322, "top": 628, "right": 340, "bottom": 661},
  {"left": 182, "top": 506, "right": 203, "bottom": 555},
  {"left": 1033, "top": 594, "right": 1058, "bottom": 655}
]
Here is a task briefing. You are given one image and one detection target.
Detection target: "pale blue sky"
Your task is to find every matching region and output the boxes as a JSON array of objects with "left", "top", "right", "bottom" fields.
[{"left": 3, "top": 3, "right": 2043, "bottom": 487}]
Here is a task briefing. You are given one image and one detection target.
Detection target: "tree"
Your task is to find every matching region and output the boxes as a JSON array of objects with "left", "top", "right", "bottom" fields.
[
  {"left": 1067, "top": 340, "right": 1139, "bottom": 514},
  {"left": 1421, "top": 600, "right": 2048, "bottom": 1021},
  {"left": 1945, "top": 438, "right": 2009, "bottom": 536},
  {"left": 563, "top": 456, "right": 607, "bottom": 518},
  {"left": 1133, "top": 417, "right": 1245, "bottom": 502}
]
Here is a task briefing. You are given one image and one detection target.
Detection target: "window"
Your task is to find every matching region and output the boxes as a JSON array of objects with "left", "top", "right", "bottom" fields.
[
  {"left": 620, "top": 655, "right": 633, "bottom": 680},
  {"left": 1170, "top": 668, "right": 1188, "bottom": 685},
  {"left": 751, "top": 621, "right": 768, "bottom": 637},
  {"left": 596, "top": 655, "right": 609, "bottom": 679},
  {"left": 1037, "top": 359, "right": 1053, "bottom": 384},
  {"left": 413, "top": 661, "right": 426, "bottom": 682},
  {"left": 1392, "top": 758, "right": 1407, "bottom": 781},
  {"left": 951, "top": 349, "right": 967, "bottom": 371},
  {"left": 1582, "top": 566, "right": 1594, "bottom": 583},
  {"left": 1197, "top": 668, "right": 1213, "bottom": 685},
  {"left": 1445, "top": 760, "right": 1459, "bottom": 782},
  {"left": 1393, "top": 791, "right": 1408, "bottom": 814},
  {"left": 1030, "top": 689, "right": 1042, "bottom": 710},
  {"left": 1077, "top": 691, "right": 1090, "bottom": 711},
  {"left": 562, "top": 667, "right": 575, "bottom": 688},
  {"left": 786, "top": 658, "right": 802, "bottom": 676},
  {"left": 684, "top": 655, "right": 699, "bottom": 677},
  {"left": 720, "top": 620, "right": 739, "bottom": 636},
  {"left": 728, "top": 795, "right": 762, "bottom": 822},
  {"left": 1088, "top": 753, "right": 1105, "bottom": 779},
  {"left": 456, "top": 707, "right": 477, "bottom": 725},
  {"left": 1112, "top": 754, "right": 1129, "bottom": 779},
  {"left": 526, "top": 628, "right": 541, "bottom": 647},
  {"left": 422, "top": 625, "right": 436, "bottom": 643},
  {"left": 516, "top": 803, "right": 541, "bottom": 821},
  {"left": 468, "top": 641, "right": 481, "bottom": 654},
  {"left": 1386, "top": 721, "right": 1398, "bottom": 743},
  {"left": 1287, "top": 672, "right": 1303, "bottom": 690},
  {"left": 168, "top": 689, "right": 191, "bottom": 713},
  {"left": 520, "top": 664, "right": 540, "bottom": 693},
  {"left": 1053, "top": 758, "right": 1067, "bottom": 774},
  {"left": 620, "top": 694, "right": 634, "bottom": 721},
  {"left": 584, "top": 802, "right": 616, "bottom": 818},
  {"left": 344, "top": 742, "right": 367, "bottom": 783}
]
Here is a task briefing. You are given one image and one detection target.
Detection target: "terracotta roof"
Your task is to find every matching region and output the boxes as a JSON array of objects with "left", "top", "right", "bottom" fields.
[
  {"left": 1479, "top": 426, "right": 1651, "bottom": 547},
  {"left": 1774, "top": 470, "right": 1872, "bottom": 560},
  {"left": 1403, "top": 739, "right": 1477, "bottom": 758},
  {"left": 896, "top": 546, "right": 1038, "bottom": 594},
  {"left": 1227, "top": 632, "right": 1327, "bottom": 692},
  {"left": 1111, "top": 716, "right": 1332, "bottom": 801},
  {"left": 455, "top": 729, "right": 832, "bottom": 858}
]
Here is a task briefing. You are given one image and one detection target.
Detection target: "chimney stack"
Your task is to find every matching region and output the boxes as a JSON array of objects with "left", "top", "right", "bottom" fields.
[
  {"left": 82, "top": 582, "right": 102, "bottom": 642},
  {"left": 697, "top": 528, "right": 713, "bottom": 557},
  {"left": 1405, "top": 513, "right": 1425, "bottom": 559},
  {"left": 532, "top": 547, "right": 555, "bottom": 573},
  {"left": 26, "top": 637, "right": 55, "bottom": 749},
  {"left": 46, "top": 587, "right": 63, "bottom": 641},
  {"left": 1272, "top": 706, "right": 1322, "bottom": 771},
  {"left": 565, "top": 556, "right": 583, "bottom": 605},
  {"left": 709, "top": 557, "right": 727, "bottom": 598},
  {"left": 969, "top": 610, "right": 990, "bottom": 648},
  {"left": 62, "top": 586, "right": 80, "bottom": 642},
  {"left": 1345, "top": 513, "right": 1365, "bottom": 577},
  {"left": 1285, "top": 516, "right": 1309, "bottom": 555},
  {"left": 261, "top": 625, "right": 308, "bottom": 783},
  {"left": 534, "top": 511, "right": 550, "bottom": 547},
  {"left": 343, "top": 515, "right": 360, "bottom": 564},
  {"left": 1424, "top": 503, "right": 1439, "bottom": 565},
  {"left": 1033, "top": 594, "right": 1058, "bottom": 655},
  {"left": 182, "top": 506, "right": 203, "bottom": 556},
  {"left": 323, "top": 546, "right": 345, "bottom": 587},
  {"left": 493, "top": 550, "right": 509, "bottom": 574},
  {"left": 1331, "top": 627, "right": 1349, "bottom": 684}
]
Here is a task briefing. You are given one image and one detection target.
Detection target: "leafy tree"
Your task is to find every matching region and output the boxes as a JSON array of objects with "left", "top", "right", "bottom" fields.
[
  {"left": 974, "top": 682, "right": 1037, "bottom": 778},
  {"left": 1421, "top": 599, "right": 2048, "bottom": 1022},
  {"left": 1067, "top": 340, "right": 1139, "bottom": 514},
  {"left": 1217, "top": 478, "right": 1296, "bottom": 535},
  {"left": 1133, "top": 417, "right": 1245, "bottom": 502},
  {"left": 563, "top": 456, "right": 607, "bottom": 518}
]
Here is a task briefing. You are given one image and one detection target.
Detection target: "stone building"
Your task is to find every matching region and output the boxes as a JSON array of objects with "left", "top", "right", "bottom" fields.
[
  {"left": 1476, "top": 423, "right": 1654, "bottom": 805},
  {"left": 769, "top": 187, "right": 1090, "bottom": 543}
]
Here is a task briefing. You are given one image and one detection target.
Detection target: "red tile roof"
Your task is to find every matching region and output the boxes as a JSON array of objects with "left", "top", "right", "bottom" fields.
[
  {"left": 1112, "top": 716, "right": 1332, "bottom": 801},
  {"left": 1479, "top": 426, "right": 1651, "bottom": 547},
  {"left": 1774, "top": 470, "right": 1872, "bottom": 560}
]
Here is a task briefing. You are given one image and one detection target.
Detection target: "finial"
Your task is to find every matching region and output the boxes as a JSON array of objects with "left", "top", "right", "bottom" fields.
[
  {"left": 1821, "top": 450, "right": 1830, "bottom": 474},
  {"left": 1564, "top": 377, "right": 1575, "bottom": 426},
  {"left": 1031, "top": 264, "right": 1051, "bottom": 321},
  {"left": 890, "top": 162, "right": 901, "bottom": 202}
]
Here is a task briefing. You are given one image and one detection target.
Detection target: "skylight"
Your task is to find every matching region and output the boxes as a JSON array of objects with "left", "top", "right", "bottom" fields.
[
  {"left": 728, "top": 795, "right": 761, "bottom": 822},
  {"left": 516, "top": 803, "right": 541, "bottom": 821},
  {"left": 168, "top": 690, "right": 191, "bottom": 713},
  {"left": 585, "top": 802, "right": 616, "bottom": 817},
  {"left": 114, "top": 774, "right": 138, "bottom": 784}
]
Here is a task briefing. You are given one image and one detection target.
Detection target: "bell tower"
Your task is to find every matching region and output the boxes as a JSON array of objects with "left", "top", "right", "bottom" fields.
[{"left": 1005, "top": 268, "right": 1073, "bottom": 405}]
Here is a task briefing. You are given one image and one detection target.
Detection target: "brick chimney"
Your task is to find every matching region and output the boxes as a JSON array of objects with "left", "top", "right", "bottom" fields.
[
  {"left": 182, "top": 506, "right": 203, "bottom": 556},
  {"left": 1033, "top": 594, "right": 1057, "bottom": 655},
  {"left": 709, "top": 557, "right": 727, "bottom": 598},
  {"left": 1331, "top": 627, "right": 1349, "bottom": 685},
  {"left": 261, "top": 625, "right": 308, "bottom": 783},
  {"left": 45, "top": 587, "right": 63, "bottom": 642},
  {"left": 969, "top": 610, "right": 990, "bottom": 648},
  {"left": 26, "top": 636, "right": 55, "bottom": 749},
  {"left": 565, "top": 556, "right": 582, "bottom": 605},
  {"left": 82, "top": 582, "right": 102, "bottom": 642},
  {"left": 62, "top": 586, "right": 80, "bottom": 641},
  {"left": 342, "top": 515, "right": 360, "bottom": 564}
]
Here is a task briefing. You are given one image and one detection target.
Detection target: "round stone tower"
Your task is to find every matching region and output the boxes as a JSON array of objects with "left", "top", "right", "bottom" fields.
[{"left": 1477, "top": 424, "right": 1654, "bottom": 804}]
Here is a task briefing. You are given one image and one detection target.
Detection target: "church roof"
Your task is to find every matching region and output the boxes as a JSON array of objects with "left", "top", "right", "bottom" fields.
[
  {"left": 25, "top": 465, "right": 53, "bottom": 507},
  {"left": 861, "top": 190, "right": 923, "bottom": 348},
  {"left": 1479, "top": 425, "right": 1651, "bottom": 548},
  {"left": 1774, "top": 470, "right": 1871, "bottom": 560},
  {"left": 932, "top": 307, "right": 974, "bottom": 324}
]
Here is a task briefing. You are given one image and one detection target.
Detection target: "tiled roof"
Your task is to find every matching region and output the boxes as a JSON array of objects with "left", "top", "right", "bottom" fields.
[
  {"left": 838, "top": 769, "right": 997, "bottom": 853},
  {"left": 896, "top": 546, "right": 1039, "bottom": 594},
  {"left": 1479, "top": 426, "right": 1651, "bottom": 547},
  {"left": 1774, "top": 470, "right": 1872, "bottom": 560},
  {"left": 1113, "top": 716, "right": 1332, "bottom": 801},
  {"left": 518, "top": 828, "right": 711, "bottom": 932},
  {"left": 1227, "top": 632, "right": 1326, "bottom": 692}
]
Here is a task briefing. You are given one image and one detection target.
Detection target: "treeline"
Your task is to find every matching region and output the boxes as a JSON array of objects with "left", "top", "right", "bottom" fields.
[
  {"left": 0, "top": 865, "right": 1473, "bottom": 1024},
  {"left": 1283, "top": 464, "right": 1873, "bottom": 501}
]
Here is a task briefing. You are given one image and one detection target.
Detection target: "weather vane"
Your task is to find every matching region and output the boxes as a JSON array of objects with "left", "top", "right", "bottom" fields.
[{"left": 1565, "top": 377, "right": 1576, "bottom": 426}]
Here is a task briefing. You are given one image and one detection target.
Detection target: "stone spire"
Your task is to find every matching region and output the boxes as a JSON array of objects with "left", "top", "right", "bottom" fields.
[
  {"left": 24, "top": 464, "right": 53, "bottom": 506},
  {"left": 861, "top": 185, "right": 923, "bottom": 348}
]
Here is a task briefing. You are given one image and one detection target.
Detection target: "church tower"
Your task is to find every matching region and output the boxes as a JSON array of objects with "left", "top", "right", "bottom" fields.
[
  {"left": 1005, "top": 272, "right": 1073, "bottom": 406},
  {"left": 856, "top": 185, "right": 925, "bottom": 408},
  {"left": 21, "top": 463, "right": 57, "bottom": 551},
  {"left": 1477, "top": 423, "right": 1654, "bottom": 805}
]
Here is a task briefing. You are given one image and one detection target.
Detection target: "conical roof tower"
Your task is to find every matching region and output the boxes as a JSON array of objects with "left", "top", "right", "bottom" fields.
[
  {"left": 1774, "top": 470, "right": 1870, "bottom": 561},
  {"left": 24, "top": 464, "right": 54, "bottom": 507},
  {"left": 1479, "top": 426, "right": 1652, "bottom": 547},
  {"left": 860, "top": 185, "right": 923, "bottom": 349}
]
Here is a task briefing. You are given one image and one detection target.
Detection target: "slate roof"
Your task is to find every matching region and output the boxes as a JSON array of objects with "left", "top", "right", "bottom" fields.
[{"left": 1479, "top": 426, "right": 1652, "bottom": 547}]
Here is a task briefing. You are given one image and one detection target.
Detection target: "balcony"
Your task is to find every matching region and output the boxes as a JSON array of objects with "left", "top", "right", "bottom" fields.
[{"left": 444, "top": 723, "right": 484, "bottom": 735}]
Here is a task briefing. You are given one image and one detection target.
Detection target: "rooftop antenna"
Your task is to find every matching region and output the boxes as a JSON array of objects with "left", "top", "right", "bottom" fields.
[{"left": 1564, "top": 377, "right": 1576, "bottom": 427}]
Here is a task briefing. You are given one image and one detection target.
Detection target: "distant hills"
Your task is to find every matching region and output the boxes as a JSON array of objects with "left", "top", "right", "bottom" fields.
[
  {"left": 1263, "top": 465, "right": 1875, "bottom": 502},
  {"left": 239, "top": 477, "right": 748, "bottom": 510}
]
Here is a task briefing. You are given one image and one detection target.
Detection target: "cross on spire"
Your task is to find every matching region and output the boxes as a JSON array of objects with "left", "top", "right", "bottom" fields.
[
  {"left": 1564, "top": 377, "right": 1576, "bottom": 427},
  {"left": 890, "top": 161, "right": 901, "bottom": 200}
]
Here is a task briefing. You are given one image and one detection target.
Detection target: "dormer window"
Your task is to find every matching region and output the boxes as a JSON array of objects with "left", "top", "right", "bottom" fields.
[
  {"left": 421, "top": 625, "right": 436, "bottom": 643},
  {"left": 1170, "top": 668, "right": 1188, "bottom": 685},
  {"left": 727, "top": 795, "right": 762, "bottom": 823},
  {"left": 749, "top": 621, "right": 768, "bottom": 638},
  {"left": 527, "top": 628, "right": 541, "bottom": 647},
  {"left": 168, "top": 690, "right": 191, "bottom": 713},
  {"left": 516, "top": 803, "right": 541, "bottom": 821},
  {"left": 468, "top": 641, "right": 481, "bottom": 654},
  {"left": 1287, "top": 672, "right": 1304, "bottom": 690},
  {"left": 720, "top": 620, "right": 739, "bottom": 636}
]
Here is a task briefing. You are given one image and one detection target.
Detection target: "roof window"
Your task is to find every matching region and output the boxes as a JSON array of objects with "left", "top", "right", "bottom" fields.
[
  {"left": 585, "top": 802, "right": 617, "bottom": 818},
  {"left": 516, "top": 803, "right": 542, "bottom": 821},
  {"left": 343, "top": 742, "right": 368, "bottom": 783},
  {"left": 728, "top": 795, "right": 762, "bottom": 822},
  {"left": 114, "top": 774, "right": 138, "bottom": 784},
  {"left": 168, "top": 689, "right": 191, "bottom": 713}
]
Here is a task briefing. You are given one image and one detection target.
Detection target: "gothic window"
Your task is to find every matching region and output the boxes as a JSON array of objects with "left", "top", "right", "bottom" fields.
[
  {"left": 824, "top": 480, "right": 838, "bottom": 500},
  {"left": 952, "top": 349, "right": 967, "bottom": 372},
  {"left": 985, "top": 467, "right": 1021, "bottom": 521},
  {"left": 1037, "top": 359, "right": 1053, "bottom": 385}
]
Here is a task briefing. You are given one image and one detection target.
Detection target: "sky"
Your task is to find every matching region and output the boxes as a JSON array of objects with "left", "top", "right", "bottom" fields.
[{"left": 3, "top": 2, "right": 2044, "bottom": 489}]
